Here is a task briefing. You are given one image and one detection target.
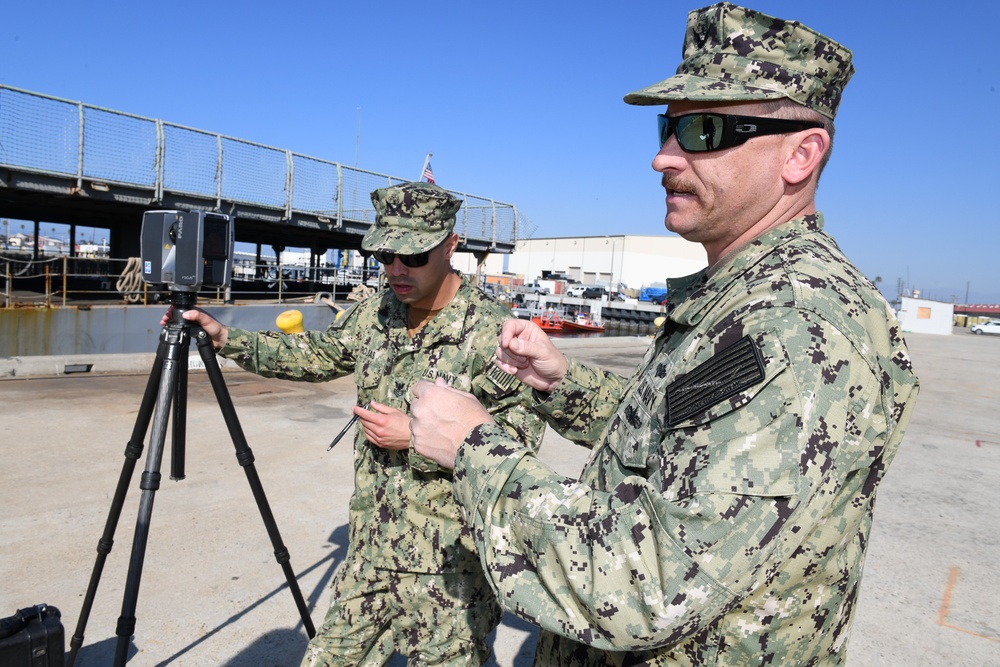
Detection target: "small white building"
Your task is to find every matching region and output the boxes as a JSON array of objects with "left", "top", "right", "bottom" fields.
[
  {"left": 453, "top": 234, "right": 708, "bottom": 294},
  {"left": 897, "top": 296, "right": 954, "bottom": 336}
]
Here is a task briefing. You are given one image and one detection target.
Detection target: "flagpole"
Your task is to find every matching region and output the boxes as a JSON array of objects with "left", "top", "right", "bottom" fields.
[{"left": 419, "top": 152, "right": 432, "bottom": 182}]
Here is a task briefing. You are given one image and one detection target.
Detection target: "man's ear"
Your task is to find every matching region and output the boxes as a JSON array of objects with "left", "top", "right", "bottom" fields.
[
  {"left": 783, "top": 129, "right": 828, "bottom": 185},
  {"left": 443, "top": 232, "right": 459, "bottom": 258}
]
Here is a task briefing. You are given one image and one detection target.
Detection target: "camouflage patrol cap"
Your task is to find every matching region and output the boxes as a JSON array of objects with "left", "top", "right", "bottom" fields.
[
  {"left": 623, "top": 3, "right": 854, "bottom": 119},
  {"left": 362, "top": 181, "right": 461, "bottom": 255}
]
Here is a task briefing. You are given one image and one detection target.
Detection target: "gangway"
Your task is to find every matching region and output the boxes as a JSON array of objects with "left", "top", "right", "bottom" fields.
[{"left": 0, "top": 84, "right": 522, "bottom": 261}]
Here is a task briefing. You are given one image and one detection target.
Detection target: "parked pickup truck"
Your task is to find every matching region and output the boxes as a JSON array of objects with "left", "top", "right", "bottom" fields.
[
  {"left": 639, "top": 287, "right": 668, "bottom": 305},
  {"left": 522, "top": 281, "right": 550, "bottom": 295}
]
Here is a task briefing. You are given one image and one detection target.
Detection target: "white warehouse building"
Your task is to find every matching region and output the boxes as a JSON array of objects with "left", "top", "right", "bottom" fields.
[{"left": 454, "top": 234, "right": 708, "bottom": 293}]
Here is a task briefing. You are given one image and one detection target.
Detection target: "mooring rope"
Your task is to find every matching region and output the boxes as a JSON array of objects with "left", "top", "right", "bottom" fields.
[{"left": 116, "top": 257, "right": 143, "bottom": 303}]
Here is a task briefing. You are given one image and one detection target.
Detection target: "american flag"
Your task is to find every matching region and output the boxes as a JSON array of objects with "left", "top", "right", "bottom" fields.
[{"left": 422, "top": 162, "right": 435, "bottom": 184}]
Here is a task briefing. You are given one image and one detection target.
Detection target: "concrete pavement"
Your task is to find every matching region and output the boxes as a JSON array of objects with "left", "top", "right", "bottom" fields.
[{"left": 0, "top": 332, "right": 998, "bottom": 665}]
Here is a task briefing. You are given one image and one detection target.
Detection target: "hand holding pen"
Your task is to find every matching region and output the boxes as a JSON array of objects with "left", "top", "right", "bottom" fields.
[
  {"left": 328, "top": 400, "right": 413, "bottom": 452},
  {"left": 328, "top": 401, "right": 371, "bottom": 450}
]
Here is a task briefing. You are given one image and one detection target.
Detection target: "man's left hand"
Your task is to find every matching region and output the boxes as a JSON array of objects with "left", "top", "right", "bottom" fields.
[{"left": 356, "top": 401, "right": 411, "bottom": 451}]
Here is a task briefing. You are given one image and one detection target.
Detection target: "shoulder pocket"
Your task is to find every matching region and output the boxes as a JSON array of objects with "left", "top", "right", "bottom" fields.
[{"left": 661, "top": 332, "right": 798, "bottom": 499}]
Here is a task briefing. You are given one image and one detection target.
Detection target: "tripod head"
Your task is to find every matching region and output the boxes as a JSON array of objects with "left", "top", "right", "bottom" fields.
[{"left": 165, "top": 290, "right": 200, "bottom": 329}]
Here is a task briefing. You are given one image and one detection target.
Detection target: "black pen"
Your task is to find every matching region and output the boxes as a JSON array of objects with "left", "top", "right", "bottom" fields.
[{"left": 327, "top": 401, "right": 371, "bottom": 451}]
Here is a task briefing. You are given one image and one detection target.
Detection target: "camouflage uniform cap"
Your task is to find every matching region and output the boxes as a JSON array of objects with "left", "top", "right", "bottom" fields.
[
  {"left": 623, "top": 2, "right": 854, "bottom": 120},
  {"left": 362, "top": 181, "right": 462, "bottom": 255}
]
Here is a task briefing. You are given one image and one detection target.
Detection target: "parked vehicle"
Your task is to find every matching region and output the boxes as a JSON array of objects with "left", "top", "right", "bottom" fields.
[
  {"left": 639, "top": 286, "right": 668, "bottom": 304},
  {"left": 566, "top": 285, "right": 587, "bottom": 297},
  {"left": 581, "top": 287, "right": 605, "bottom": 299},
  {"left": 970, "top": 319, "right": 1000, "bottom": 335},
  {"left": 522, "top": 281, "right": 550, "bottom": 295}
]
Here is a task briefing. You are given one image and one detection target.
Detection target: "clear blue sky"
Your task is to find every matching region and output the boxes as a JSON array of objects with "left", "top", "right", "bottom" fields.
[{"left": 3, "top": 1, "right": 998, "bottom": 303}]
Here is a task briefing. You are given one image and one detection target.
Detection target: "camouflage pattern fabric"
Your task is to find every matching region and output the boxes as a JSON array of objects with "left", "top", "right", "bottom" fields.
[
  {"left": 450, "top": 214, "right": 919, "bottom": 665},
  {"left": 364, "top": 181, "right": 462, "bottom": 254},
  {"left": 623, "top": 3, "right": 855, "bottom": 119},
  {"left": 218, "top": 274, "right": 545, "bottom": 664},
  {"left": 303, "top": 562, "right": 500, "bottom": 666}
]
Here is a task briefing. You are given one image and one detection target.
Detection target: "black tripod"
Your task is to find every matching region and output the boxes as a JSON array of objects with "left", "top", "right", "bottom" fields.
[{"left": 66, "top": 291, "right": 316, "bottom": 667}]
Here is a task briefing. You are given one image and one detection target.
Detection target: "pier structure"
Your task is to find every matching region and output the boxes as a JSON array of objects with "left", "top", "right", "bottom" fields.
[{"left": 0, "top": 84, "right": 520, "bottom": 266}]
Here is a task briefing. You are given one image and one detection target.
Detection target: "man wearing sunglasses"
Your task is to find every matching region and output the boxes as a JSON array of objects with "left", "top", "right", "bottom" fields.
[
  {"left": 171, "top": 181, "right": 545, "bottom": 665},
  {"left": 408, "top": 3, "right": 919, "bottom": 666}
]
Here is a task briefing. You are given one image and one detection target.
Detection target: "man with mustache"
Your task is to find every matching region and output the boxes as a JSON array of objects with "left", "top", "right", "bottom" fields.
[
  {"left": 173, "top": 181, "right": 545, "bottom": 665},
  {"left": 409, "top": 3, "right": 919, "bottom": 665}
]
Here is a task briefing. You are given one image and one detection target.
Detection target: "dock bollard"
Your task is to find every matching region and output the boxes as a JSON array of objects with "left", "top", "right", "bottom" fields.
[{"left": 276, "top": 309, "right": 305, "bottom": 333}]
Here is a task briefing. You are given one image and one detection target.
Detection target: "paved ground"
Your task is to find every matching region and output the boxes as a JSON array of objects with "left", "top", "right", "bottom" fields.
[{"left": 1, "top": 331, "right": 998, "bottom": 666}]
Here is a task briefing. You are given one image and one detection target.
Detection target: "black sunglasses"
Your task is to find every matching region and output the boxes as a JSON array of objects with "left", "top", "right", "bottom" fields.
[
  {"left": 371, "top": 249, "right": 431, "bottom": 268},
  {"left": 657, "top": 113, "right": 823, "bottom": 153},
  {"left": 372, "top": 237, "right": 449, "bottom": 268}
]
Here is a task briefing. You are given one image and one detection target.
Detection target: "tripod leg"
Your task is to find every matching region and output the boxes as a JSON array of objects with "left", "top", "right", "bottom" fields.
[
  {"left": 192, "top": 326, "right": 317, "bottom": 638},
  {"left": 113, "top": 324, "right": 188, "bottom": 667},
  {"left": 171, "top": 338, "right": 189, "bottom": 481},
  {"left": 66, "top": 332, "right": 170, "bottom": 667}
]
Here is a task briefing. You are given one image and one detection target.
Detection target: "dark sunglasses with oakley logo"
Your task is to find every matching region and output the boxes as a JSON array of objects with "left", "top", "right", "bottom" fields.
[{"left": 657, "top": 113, "right": 824, "bottom": 153}]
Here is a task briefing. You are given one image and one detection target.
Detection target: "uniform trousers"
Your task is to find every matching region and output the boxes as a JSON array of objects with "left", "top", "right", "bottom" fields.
[{"left": 301, "top": 556, "right": 502, "bottom": 666}]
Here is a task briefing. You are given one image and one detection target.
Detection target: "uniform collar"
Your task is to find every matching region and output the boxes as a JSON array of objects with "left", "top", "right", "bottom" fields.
[
  {"left": 379, "top": 273, "right": 477, "bottom": 345},
  {"left": 665, "top": 213, "right": 824, "bottom": 328}
]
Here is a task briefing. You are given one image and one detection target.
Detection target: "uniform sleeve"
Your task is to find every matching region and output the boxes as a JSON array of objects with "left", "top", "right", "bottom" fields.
[
  {"left": 219, "top": 314, "right": 357, "bottom": 382},
  {"left": 450, "top": 321, "right": 904, "bottom": 651},
  {"left": 530, "top": 357, "right": 630, "bottom": 446},
  {"left": 472, "top": 361, "right": 547, "bottom": 453}
]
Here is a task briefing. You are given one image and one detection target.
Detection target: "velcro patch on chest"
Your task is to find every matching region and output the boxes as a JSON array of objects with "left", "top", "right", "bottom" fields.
[
  {"left": 483, "top": 361, "right": 519, "bottom": 397},
  {"left": 665, "top": 334, "right": 765, "bottom": 427},
  {"left": 422, "top": 368, "right": 458, "bottom": 385}
]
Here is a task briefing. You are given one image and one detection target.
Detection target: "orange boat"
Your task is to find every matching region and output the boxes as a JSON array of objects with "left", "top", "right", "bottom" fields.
[
  {"left": 560, "top": 311, "right": 605, "bottom": 333},
  {"left": 531, "top": 310, "right": 564, "bottom": 333}
]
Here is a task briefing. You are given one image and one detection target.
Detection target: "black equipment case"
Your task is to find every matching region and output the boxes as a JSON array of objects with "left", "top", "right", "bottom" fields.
[{"left": 0, "top": 604, "right": 65, "bottom": 667}]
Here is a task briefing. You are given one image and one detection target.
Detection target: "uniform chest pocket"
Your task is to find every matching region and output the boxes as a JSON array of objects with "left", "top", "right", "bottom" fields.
[
  {"left": 357, "top": 352, "right": 390, "bottom": 391},
  {"left": 664, "top": 335, "right": 767, "bottom": 426},
  {"left": 604, "top": 358, "right": 674, "bottom": 470}
]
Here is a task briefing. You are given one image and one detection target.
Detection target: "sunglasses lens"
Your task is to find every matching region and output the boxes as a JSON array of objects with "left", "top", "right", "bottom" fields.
[
  {"left": 373, "top": 250, "right": 430, "bottom": 267},
  {"left": 658, "top": 114, "right": 724, "bottom": 152},
  {"left": 399, "top": 252, "right": 429, "bottom": 268},
  {"left": 658, "top": 115, "right": 671, "bottom": 148},
  {"left": 677, "top": 114, "right": 723, "bottom": 152}
]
